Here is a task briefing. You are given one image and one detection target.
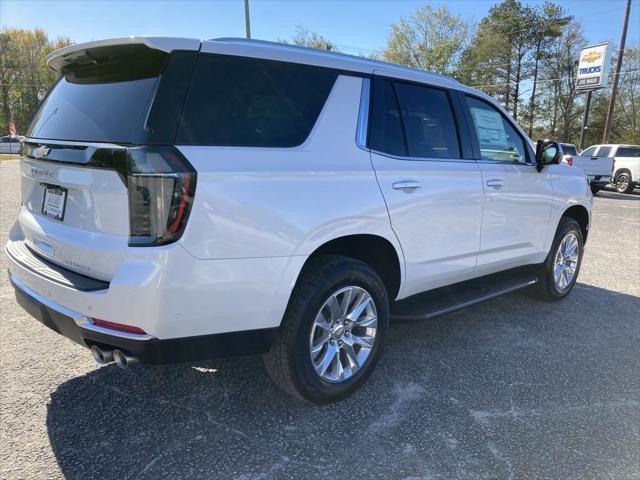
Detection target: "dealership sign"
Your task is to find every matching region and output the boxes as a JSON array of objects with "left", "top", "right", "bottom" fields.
[{"left": 576, "top": 43, "right": 609, "bottom": 90}]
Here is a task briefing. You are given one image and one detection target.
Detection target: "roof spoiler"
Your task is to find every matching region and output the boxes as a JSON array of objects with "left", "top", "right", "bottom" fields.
[{"left": 46, "top": 36, "right": 201, "bottom": 73}]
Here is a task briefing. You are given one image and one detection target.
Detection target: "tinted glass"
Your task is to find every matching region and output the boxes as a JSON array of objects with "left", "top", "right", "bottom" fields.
[
  {"left": 562, "top": 144, "right": 577, "bottom": 156},
  {"left": 581, "top": 146, "right": 597, "bottom": 156},
  {"left": 28, "top": 77, "right": 158, "bottom": 143},
  {"left": 616, "top": 146, "right": 640, "bottom": 157},
  {"left": 596, "top": 146, "right": 611, "bottom": 157},
  {"left": 369, "top": 78, "right": 406, "bottom": 156},
  {"left": 466, "top": 96, "right": 527, "bottom": 163},
  {"left": 394, "top": 82, "right": 460, "bottom": 159},
  {"left": 177, "top": 55, "right": 337, "bottom": 147}
]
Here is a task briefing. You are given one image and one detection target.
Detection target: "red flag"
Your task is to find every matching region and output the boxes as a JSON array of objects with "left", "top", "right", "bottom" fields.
[{"left": 8, "top": 113, "right": 17, "bottom": 137}]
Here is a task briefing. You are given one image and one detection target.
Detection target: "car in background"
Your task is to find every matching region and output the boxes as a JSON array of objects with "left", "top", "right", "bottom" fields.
[
  {"left": 581, "top": 144, "right": 640, "bottom": 194},
  {"left": 0, "top": 136, "right": 23, "bottom": 154},
  {"left": 561, "top": 143, "right": 614, "bottom": 195}
]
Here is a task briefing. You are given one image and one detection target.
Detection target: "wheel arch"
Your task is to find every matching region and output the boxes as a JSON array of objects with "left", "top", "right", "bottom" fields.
[
  {"left": 295, "top": 234, "right": 404, "bottom": 301},
  {"left": 561, "top": 204, "right": 590, "bottom": 244}
]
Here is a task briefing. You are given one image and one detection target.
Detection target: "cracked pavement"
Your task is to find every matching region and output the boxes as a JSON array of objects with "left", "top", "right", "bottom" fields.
[{"left": 1, "top": 159, "right": 639, "bottom": 479}]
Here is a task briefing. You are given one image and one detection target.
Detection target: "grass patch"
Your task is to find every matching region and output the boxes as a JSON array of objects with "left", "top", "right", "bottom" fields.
[{"left": 0, "top": 154, "right": 20, "bottom": 161}]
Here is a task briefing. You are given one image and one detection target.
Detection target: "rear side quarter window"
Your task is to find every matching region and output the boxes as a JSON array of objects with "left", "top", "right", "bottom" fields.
[{"left": 176, "top": 55, "right": 337, "bottom": 147}]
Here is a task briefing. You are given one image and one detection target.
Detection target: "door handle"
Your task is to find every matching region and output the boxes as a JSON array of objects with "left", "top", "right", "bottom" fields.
[
  {"left": 486, "top": 179, "right": 505, "bottom": 189},
  {"left": 392, "top": 181, "right": 421, "bottom": 191}
]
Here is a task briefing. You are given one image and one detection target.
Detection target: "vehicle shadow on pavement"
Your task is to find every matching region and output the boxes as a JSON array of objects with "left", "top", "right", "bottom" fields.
[{"left": 45, "top": 283, "right": 640, "bottom": 480}]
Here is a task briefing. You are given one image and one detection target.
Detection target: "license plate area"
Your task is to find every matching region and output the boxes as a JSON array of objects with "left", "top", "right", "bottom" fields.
[{"left": 41, "top": 184, "right": 68, "bottom": 221}]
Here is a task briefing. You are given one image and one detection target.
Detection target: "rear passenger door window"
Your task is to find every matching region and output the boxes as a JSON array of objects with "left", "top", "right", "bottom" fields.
[
  {"left": 393, "top": 81, "right": 461, "bottom": 159},
  {"left": 177, "top": 55, "right": 337, "bottom": 147},
  {"left": 466, "top": 96, "right": 528, "bottom": 164},
  {"left": 369, "top": 78, "right": 407, "bottom": 156}
]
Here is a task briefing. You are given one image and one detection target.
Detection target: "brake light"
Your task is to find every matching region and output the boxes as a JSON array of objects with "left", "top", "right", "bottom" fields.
[
  {"left": 563, "top": 155, "right": 573, "bottom": 166},
  {"left": 126, "top": 146, "right": 196, "bottom": 246},
  {"left": 92, "top": 318, "right": 147, "bottom": 335}
]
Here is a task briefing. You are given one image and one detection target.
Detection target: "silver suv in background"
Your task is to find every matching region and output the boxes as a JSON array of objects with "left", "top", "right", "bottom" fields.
[{"left": 581, "top": 144, "right": 640, "bottom": 194}]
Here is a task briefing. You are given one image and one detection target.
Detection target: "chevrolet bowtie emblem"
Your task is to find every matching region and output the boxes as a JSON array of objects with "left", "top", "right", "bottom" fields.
[{"left": 34, "top": 146, "right": 51, "bottom": 158}]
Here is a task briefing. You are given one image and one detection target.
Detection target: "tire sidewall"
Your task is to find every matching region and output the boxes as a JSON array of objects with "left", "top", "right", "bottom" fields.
[
  {"left": 287, "top": 260, "right": 389, "bottom": 403},
  {"left": 545, "top": 219, "right": 584, "bottom": 299}
]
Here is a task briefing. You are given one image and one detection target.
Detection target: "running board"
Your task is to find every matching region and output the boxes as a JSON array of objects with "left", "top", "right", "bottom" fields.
[{"left": 391, "top": 266, "right": 540, "bottom": 322}]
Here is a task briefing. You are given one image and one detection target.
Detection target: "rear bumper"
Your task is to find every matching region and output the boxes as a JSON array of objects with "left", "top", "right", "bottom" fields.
[
  {"left": 587, "top": 175, "right": 611, "bottom": 187},
  {"left": 10, "top": 272, "right": 276, "bottom": 364}
]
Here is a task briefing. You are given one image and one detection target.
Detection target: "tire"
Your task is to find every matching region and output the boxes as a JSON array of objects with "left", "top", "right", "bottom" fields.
[
  {"left": 531, "top": 217, "right": 584, "bottom": 301},
  {"left": 615, "top": 171, "right": 635, "bottom": 194},
  {"left": 264, "top": 254, "right": 389, "bottom": 404},
  {"left": 590, "top": 184, "right": 602, "bottom": 195}
]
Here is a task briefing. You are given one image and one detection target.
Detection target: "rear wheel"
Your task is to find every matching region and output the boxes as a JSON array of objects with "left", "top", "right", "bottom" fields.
[
  {"left": 264, "top": 255, "right": 388, "bottom": 404},
  {"left": 531, "top": 217, "right": 583, "bottom": 301},
  {"left": 590, "top": 184, "right": 602, "bottom": 195},
  {"left": 615, "top": 172, "right": 634, "bottom": 194}
]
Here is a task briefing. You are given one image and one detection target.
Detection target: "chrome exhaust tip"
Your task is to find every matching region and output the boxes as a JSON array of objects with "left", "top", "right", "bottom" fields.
[
  {"left": 91, "top": 345, "right": 113, "bottom": 364},
  {"left": 113, "top": 349, "right": 139, "bottom": 369}
]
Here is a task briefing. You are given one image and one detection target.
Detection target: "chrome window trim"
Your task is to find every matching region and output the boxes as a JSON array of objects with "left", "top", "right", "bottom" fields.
[
  {"left": 369, "top": 148, "right": 477, "bottom": 164},
  {"left": 356, "top": 77, "right": 371, "bottom": 150}
]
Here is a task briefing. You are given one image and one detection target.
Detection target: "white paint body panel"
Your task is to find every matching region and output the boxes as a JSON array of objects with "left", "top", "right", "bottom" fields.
[
  {"left": 370, "top": 154, "right": 483, "bottom": 296},
  {"left": 6, "top": 38, "right": 593, "bottom": 342}
]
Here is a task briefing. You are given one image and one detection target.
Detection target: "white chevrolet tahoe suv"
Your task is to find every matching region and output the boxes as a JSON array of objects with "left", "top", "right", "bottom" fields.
[{"left": 6, "top": 37, "right": 592, "bottom": 403}]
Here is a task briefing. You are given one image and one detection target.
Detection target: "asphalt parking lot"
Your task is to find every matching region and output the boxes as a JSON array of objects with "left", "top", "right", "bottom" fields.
[{"left": 1, "top": 158, "right": 638, "bottom": 480}]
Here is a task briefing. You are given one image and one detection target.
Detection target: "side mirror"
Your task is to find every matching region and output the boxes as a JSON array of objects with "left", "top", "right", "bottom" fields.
[{"left": 535, "top": 139, "right": 563, "bottom": 172}]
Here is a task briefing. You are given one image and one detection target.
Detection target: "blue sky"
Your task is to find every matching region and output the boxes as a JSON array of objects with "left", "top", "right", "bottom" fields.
[{"left": 2, "top": 0, "right": 638, "bottom": 55}]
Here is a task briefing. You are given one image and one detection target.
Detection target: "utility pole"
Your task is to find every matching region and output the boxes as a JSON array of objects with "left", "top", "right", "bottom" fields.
[
  {"left": 244, "top": 0, "right": 251, "bottom": 39},
  {"left": 579, "top": 90, "right": 593, "bottom": 151},
  {"left": 602, "top": 0, "right": 631, "bottom": 143}
]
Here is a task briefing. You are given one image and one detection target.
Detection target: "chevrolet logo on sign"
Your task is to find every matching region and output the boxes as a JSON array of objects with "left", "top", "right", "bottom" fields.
[{"left": 581, "top": 51, "right": 603, "bottom": 63}]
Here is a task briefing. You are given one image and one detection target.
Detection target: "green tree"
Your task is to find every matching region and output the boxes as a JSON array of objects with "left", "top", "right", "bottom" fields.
[
  {"left": 526, "top": 2, "right": 572, "bottom": 136},
  {"left": 536, "top": 20, "right": 586, "bottom": 143},
  {"left": 460, "top": 0, "right": 537, "bottom": 121},
  {"left": 381, "top": 3, "right": 470, "bottom": 76},
  {"left": 0, "top": 27, "right": 70, "bottom": 135},
  {"left": 279, "top": 25, "right": 335, "bottom": 51}
]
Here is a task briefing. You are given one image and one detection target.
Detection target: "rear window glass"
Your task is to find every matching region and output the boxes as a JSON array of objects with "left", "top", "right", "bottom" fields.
[
  {"left": 176, "top": 55, "right": 337, "bottom": 147},
  {"left": 27, "top": 44, "right": 171, "bottom": 144},
  {"left": 28, "top": 77, "right": 159, "bottom": 144},
  {"left": 562, "top": 144, "right": 577, "bottom": 156}
]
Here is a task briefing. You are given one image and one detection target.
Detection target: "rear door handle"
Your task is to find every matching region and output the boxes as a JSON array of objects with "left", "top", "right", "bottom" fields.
[
  {"left": 392, "top": 181, "right": 421, "bottom": 191},
  {"left": 486, "top": 179, "right": 505, "bottom": 189}
]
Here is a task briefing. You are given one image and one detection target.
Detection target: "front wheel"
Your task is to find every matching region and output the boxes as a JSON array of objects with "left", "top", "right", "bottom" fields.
[
  {"left": 615, "top": 172, "right": 635, "bottom": 194},
  {"left": 531, "top": 217, "right": 584, "bottom": 301},
  {"left": 264, "top": 255, "right": 389, "bottom": 404}
]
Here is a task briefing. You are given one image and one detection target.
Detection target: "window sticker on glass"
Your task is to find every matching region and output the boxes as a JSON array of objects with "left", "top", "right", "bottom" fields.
[{"left": 470, "top": 107, "right": 507, "bottom": 146}]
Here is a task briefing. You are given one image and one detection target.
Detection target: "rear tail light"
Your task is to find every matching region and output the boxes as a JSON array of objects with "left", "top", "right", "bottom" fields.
[
  {"left": 563, "top": 155, "right": 573, "bottom": 166},
  {"left": 126, "top": 146, "right": 196, "bottom": 247}
]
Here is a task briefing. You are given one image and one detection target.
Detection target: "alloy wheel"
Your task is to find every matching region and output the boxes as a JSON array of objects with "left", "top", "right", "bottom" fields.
[
  {"left": 309, "top": 286, "right": 378, "bottom": 383},
  {"left": 553, "top": 232, "right": 580, "bottom": 291}
]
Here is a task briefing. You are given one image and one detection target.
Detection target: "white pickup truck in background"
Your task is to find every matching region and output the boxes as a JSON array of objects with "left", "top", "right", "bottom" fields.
[
  {"left": 581, "top": 144, "right": 640, "bottom": 194},
  {"left": 561, "top": 143, "right": 615, "bottom": 195}
]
